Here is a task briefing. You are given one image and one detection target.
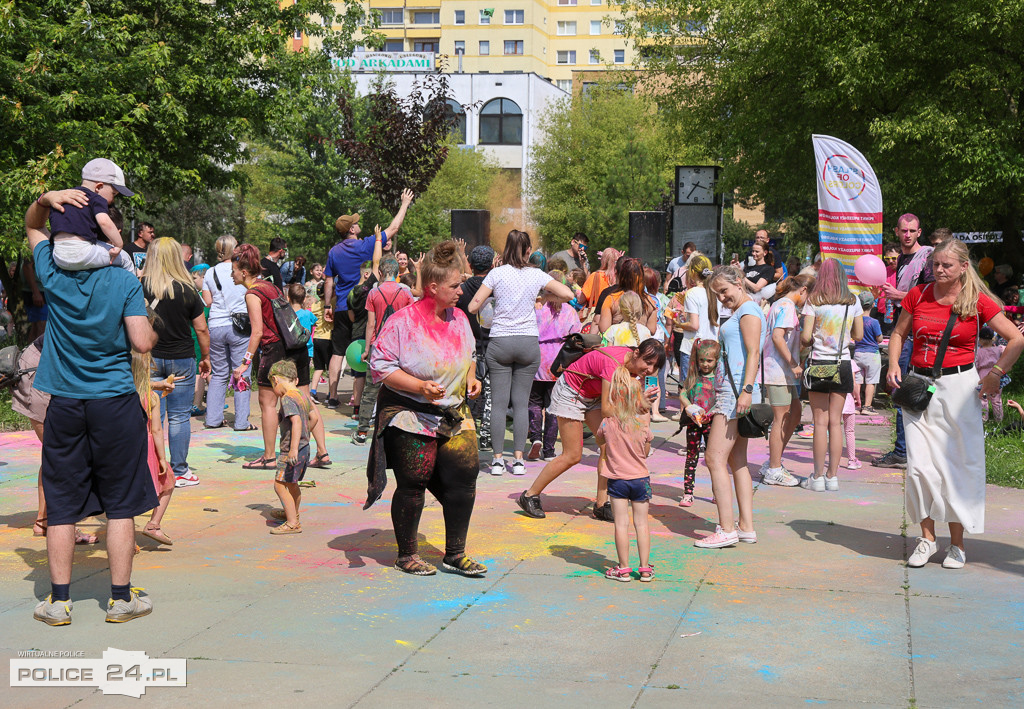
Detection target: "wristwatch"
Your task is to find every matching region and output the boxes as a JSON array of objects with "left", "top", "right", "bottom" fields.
[{"left": 743, "top": 384, "right": 754, "bottom": 394}]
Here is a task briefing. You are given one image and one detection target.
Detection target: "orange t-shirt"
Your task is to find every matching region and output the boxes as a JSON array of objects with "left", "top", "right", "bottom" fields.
[{"left": 581, "top": 270, "right": 611, "bottom": 307}]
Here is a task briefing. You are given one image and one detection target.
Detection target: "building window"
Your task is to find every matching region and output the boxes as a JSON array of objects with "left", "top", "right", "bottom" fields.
[
  {"left": 590, "top": 20, "right": 601, "bottom": 35},
  {"left": 614, "top": 49, "right": 625, "bottom": 64},
  {"left": 557, "top": 0, "right": 578, "bottom": 4},
  {"left": 454, "top": 10, "right": 465, "bottom": 25},
  {"left": 479, "top": 9, "right": 491, "bottom": 24},
  {"left": 479, "top": 98, "right": 523, "bottom": 145},
  {"left": 589, "top": 49, "right": 600, "bottom": 64},
  {"left": 614, "top": 20, "right": 624, "bottom": 35},
  {"left": 413, "top": 11, "right": 439, "bottom": 24},
  {"left": 414, "top": 39, "right": 439, "bottom": 52},
  {"left": 590, "top": 0, "right": 600, "bottom": 5},
  {"left": 446, "top": 99, "right": 467, "bottom": 144},
  {"left": 384, "top": 39, "right": 404, "bottom": 51},
  {"left": 504, "top": 40, "right": 524, "bottom": 55},
  {"left": 556, "top": 21, "right": 576, "bottom": 36},
  {"left": 454, "top": 40, "right": 465, "bottom": 54},
  {"left": 556, "top": 79, "right": 572, "bottom": 91},
  {"left": 556, "top": 50, "right": 576, "bottom": 65},
  {"left": 504, "top": 9, "right": 524, "bottom": 25},
  {"left": 379, "top": 8, "right": 403, "bottom": 25},
  {"left": 294, "top": 28, "right": 302, "bottom": 40},
  {"left": 479, "top": 40, "right": 490, "bottom": 55}
]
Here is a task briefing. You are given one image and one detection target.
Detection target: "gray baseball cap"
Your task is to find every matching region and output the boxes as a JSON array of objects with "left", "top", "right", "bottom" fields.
[{"left": 82, "top": 158, "right": 134, "bottom": 197}]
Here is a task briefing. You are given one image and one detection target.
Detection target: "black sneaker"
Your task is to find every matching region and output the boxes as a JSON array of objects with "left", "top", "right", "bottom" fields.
[
  {"left": 325, "top": 398, "right": 340, "bottom": 409},
  {"left": 873, "top": 451, "right": 907, "bottom": 469},
  {"left": 352, "top": 431, "right": 368, "bottom": 445},
  {"left": 593, "top": 501, "right": 614, "bottom": 522},
  {"left": 516, "top": 491, "right": 545, "bottom": 519}
]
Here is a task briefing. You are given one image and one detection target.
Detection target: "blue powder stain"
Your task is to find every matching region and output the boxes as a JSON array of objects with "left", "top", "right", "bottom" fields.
[
  {"left": 757, "top": 665, "right": 779, "bottom": 682},
  {"left": 424, "top": 591, "right": 511, "bottom": 612}
]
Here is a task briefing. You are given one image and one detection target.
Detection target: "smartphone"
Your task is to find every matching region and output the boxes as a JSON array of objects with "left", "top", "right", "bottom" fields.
[
  {"left": 731, "top": 252, "right": 738, "bottom": 262},
  {"left": 644, "top": 376, "right": 658, "bottom": 389}
]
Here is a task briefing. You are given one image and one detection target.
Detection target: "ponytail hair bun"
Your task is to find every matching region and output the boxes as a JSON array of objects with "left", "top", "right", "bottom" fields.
[{"left": 421, "top": 240, "right": 461, "bottom": 287}]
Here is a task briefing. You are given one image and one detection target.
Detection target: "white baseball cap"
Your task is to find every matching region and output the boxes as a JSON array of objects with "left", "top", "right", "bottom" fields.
[{"left": 81, "top": 158, "right": 134, "bottom": 197}]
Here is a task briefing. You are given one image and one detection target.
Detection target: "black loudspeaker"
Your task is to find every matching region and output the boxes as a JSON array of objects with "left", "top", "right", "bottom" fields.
[
  {"left": 451, "top": 209, "right": 490, "bottom": 250},
  {"left": 628, "top": 211, "right": 668, "bottom": 268}
]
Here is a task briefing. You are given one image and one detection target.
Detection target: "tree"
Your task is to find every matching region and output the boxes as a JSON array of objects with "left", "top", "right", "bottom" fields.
[
  {"left": 623, "top": 0, "right": 1024, "bottom": 263},
  {"left": 397, "top": 143, "right": 503, "bottom": 256},
  {"left": 326, "top": 73, "right": 458, "bottom": 213},
  {"left": 0, "top": 0, "right": 365, "bottom": 339},
  {"left": 528, "top": 82, "right": 700, "bottom": 256}
]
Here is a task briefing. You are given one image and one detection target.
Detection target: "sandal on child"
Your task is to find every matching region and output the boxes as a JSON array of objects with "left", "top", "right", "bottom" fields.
[
  {"left": 75, "top": 528, "right": 99, "bottom": 544},
  {"left": 242, "top": 455, "right": 277, "bottom": 470},
  {"left": 638, "top": 565, "right": 655, "bottom": 583},
  {"left": 233, "top": 424, "right": 257, "bottom": 431},
  {"left": 395, "top": 555, "right": 437, "bottom": 576},
  {"left": 442, "top": 555, "right": 487, "bottom": 577},
  {"left": 140, "top": 525, "right": 172, "bottom": 545},
  {"left": 308, "top": 452, "right": 333, "bottom": 468},
  {"left": 679, "top": 494, "right": 694, "bottom": 508},
  {"left": 605, "top": 566, "right": 632, "bottom": 582},
  {"left": 269, "top": 521, "right": 301, "bottom": 535},
  {"left": 268, "top": 509, "right": 287, "bottom": 521}
]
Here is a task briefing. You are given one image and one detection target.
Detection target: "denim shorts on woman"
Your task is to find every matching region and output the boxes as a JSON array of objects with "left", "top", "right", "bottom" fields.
[
  {"left": 546, "top": 376, "right": 600, "bottom": 422},
  {"left": 607, "top": 476, "right": 653, "bottom": 502}
]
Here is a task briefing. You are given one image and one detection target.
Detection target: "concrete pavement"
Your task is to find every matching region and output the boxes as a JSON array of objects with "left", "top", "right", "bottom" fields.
[{"left": 1, "top": 405, "right": 1022, "bottom": 708}]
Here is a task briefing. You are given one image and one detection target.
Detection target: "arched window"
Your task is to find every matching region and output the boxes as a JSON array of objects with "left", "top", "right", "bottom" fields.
[
  {"left": 479, "top": 98, "right": 522, "bottom": 145},
  {"left": 445, "top": 99, "right": 467, "bottom": 144}
]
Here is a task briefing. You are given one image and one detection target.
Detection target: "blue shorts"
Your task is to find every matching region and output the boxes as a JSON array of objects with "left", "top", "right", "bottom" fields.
[
  {"left": 276, "top": 444, "right": 310, "bottom": 484},
  {"left": 26, "top": 303, "right": 48, "bottom": 322},
  {"left": 607, "top": 476, "right": 652, "bottom": 502},
  {"left": 41, "top": 393, "right": 157, "bottom": 526}
]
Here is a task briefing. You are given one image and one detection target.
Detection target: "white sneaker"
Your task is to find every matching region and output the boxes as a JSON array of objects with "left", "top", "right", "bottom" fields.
[
  {"left": 489, "top": 459, "right": 506, "bottom": 476},
  {"left": 824, "top": 475, "right": 839, "bottom": 491},
  {"left": 907, "top": 537, "right": 939, "bottom": 567},
  {"left": 510, "top": 460, "right": 527, "bottom": 476},
  {"left": 174, "top": 472, "right": 200, "bottom": 488},
  {"left": 758, "top": 460, "right": 769, "bottom": 476},
  {"left": 942, "top": 545, "right": 966, "bottom": 569},
  {"left": 799, "top": 474, "right": 825, "bottom": 492},
  {"left": 736, "top": 528, "right": 757, "bottom": 544},
  {"left": 762, "top": 466, "right": 800, "bottom": 487}
]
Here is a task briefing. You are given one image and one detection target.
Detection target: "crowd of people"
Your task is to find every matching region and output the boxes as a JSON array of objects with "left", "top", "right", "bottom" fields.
[{"left": 7, "top": 160, "right": 1024, "bottom": 625}]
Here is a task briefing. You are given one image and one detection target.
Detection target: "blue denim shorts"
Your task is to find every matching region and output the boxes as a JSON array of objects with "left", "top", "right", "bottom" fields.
[{"left": 607, "top": 476, "right": 652, "bottom": 502}]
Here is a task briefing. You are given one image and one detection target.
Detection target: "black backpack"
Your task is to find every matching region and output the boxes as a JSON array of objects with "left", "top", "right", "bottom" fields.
[
  {"left": 375, "top": 283, "right": 405, "bottom": 336},
  {"left": 0, "top": 340, "right": 39, "bottom": 389}
]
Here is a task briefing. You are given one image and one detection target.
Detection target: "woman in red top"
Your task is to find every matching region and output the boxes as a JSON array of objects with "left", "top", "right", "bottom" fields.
[
  {"left": 516, "top": 340, "right": 664, "bottom": 520},
  {"left": 887, "top": 239, "right": 1023, "bottom": 570},
  {"left": 232, "top": 244, "right": 328, "bottom": 470}
]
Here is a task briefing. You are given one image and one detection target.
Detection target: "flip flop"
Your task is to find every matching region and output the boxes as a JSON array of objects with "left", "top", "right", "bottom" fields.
[
  {"left": 75, "top": 528, "right": 98, "bottom": 544},
  {"left": 242, "top": 456, "right": 277, "bottom": 470},
  {"left": 308, "top": 453, "right": 332, "bottom": 468},
  {"left": 140, "top": 526, "right": 172, "bottom": 545},
  {"left": 234, "top": 424, "right": 258, "bottom": 432}
]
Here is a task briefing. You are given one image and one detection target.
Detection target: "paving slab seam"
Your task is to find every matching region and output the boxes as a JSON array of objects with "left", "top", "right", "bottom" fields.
[
  {"left": 900, "top": 476, "right": 917, "bottom": 707},
  {"left": 627, "top": 572, "right": 712, "bottom": 709},
  {"left": 347, "top": 510, "right": 582, "bottom": 708}
]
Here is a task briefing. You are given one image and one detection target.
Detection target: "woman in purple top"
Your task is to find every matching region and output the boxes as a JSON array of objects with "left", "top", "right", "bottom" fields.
[{"left": 528, "top": 279, "right": 582, "bottom": 460}]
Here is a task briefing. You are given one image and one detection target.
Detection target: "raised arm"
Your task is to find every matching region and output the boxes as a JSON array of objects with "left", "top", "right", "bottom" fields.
[
  {"left": 372, "top": 225, "right": 383, "bottom": 280},
  {"left": 25, "top": 190, "right": 91, "bottom": 250},
  {"left": 384, "top": 189, "right": 415, "bottom": 240}
]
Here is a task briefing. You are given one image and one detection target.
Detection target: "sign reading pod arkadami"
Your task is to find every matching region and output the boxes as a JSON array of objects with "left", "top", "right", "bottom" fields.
[
  {"left": 813, "top": 134, "right": 883, "bottom": 289},
  {"left": 332, "top": 52, "right": 435, "bottom": 72}
]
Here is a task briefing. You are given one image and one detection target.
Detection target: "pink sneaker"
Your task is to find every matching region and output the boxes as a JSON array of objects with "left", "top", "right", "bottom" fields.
[
  {"left": 695, "top": 526, "right": 738, "bottom": 549},
  {"left": 679, "top": 494, "right": 694, "bottom": 507},
  {"left": 846, "top": 459, "right": 863, "bottom": 470}
]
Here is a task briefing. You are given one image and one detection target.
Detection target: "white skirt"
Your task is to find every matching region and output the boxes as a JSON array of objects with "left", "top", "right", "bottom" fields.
[{"left": 904, "top": 367, "right": 986, "bottom": 533}]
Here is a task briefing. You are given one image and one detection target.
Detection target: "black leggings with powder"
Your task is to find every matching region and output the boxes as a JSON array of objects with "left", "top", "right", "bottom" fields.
[{"left": 384, "top": 425, "right": 479, "bottom": 561}]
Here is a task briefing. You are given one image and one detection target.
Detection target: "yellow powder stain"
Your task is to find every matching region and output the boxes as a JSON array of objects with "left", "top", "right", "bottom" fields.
[{"left": 394, "top": 639, "right": 412, "bottom": 646}]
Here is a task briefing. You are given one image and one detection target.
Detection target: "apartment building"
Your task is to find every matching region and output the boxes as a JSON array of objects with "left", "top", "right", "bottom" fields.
[{"left": 302, "top": 1, "right": 635, "bottom": 90}]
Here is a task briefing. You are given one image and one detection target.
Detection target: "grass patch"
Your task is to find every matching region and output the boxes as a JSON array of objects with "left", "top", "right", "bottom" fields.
[
  {"left": 0, "top": 388, "right": 30, "bottom": 432},
  {"left": 983, "top": 355, "right": 1024, "bottom": 490}
]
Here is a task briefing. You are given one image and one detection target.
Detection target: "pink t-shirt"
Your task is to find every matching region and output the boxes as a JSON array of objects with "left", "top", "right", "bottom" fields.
[
  {"left": 536, "top": 302, "right": 582, "bottom": 381},
  {"left": 562, "top": 346, "right": 631, "bottom": 399},
  {"left": 366, "top": 281, "right": 414, "bottom": 345},
  {"left": 598, "top": 415, "right": 652, "bottom": 480},
  {"left": 975, "top": 344, "right": 1005, "bottom": 379}
]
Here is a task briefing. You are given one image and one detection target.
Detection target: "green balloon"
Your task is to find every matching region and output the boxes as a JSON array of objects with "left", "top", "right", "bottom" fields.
[{"left": 346, "top": 339, "right": 368, "bottom": 372}]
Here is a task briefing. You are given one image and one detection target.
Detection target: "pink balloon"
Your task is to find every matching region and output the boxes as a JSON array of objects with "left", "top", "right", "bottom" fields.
[{"left": 854, "top": 254, "right": 887, "bottom": 286}]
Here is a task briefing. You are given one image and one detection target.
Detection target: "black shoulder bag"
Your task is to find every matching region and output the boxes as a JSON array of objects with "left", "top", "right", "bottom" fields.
[
  {"left": 722, "top": 331, "right": 774, "bottom": 439},
  {"left": 890, "top": 311, "right": 958, "bottom": 413}
]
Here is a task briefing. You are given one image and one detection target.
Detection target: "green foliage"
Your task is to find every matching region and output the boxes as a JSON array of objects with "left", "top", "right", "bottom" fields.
[
  {"left": 622, "top": 0, "right": 1024, "bottom": 261},
  {"left": 398, "top": 144, "right": 502, "bottom": 255},
  {"left": 529, "top": 83, "right": 702, "bottom": 257}
]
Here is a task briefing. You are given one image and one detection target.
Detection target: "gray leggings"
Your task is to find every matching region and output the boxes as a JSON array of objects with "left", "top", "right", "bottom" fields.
[{"left": 485, "top": 335, "right": 541, "bottom": 458}]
